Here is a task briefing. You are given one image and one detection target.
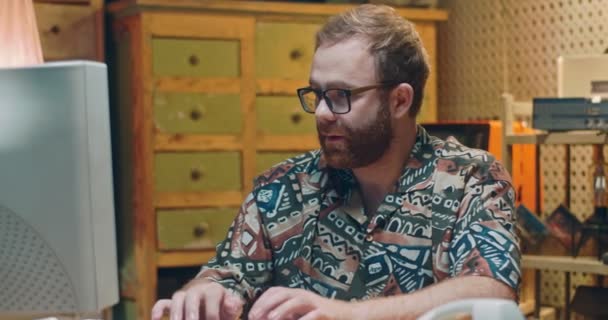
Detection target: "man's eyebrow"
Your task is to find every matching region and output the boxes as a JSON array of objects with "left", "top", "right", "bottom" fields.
[{"left": 308, "top": 80, "right": 357, "bottom": 89}]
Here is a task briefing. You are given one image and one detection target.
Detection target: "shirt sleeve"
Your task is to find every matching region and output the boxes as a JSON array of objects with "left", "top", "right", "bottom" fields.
[
  {"left": 448, "top": 159, "right": 522, "bottom": 293},
  {"left": 195, "top": 191, "right": 274, "bottom": 307}
]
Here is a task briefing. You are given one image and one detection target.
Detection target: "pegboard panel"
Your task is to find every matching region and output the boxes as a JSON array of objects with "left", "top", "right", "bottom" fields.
[
  {"left": 540, "top": 270, "right": 562, "bottom": 308},
  {"left": 437, "top": 0, "right": 608, "bottom": 118},
  {"left": 537, "top": 145, "right": 598, "bottom": 308},
  {"left": 540, "top": 145, "right": 568, "bottom": 218},
  {"left": 569, "top": 145, "right": 594, "bottom": 221},
  {"left": 437, "top": 0, "right": 504, "bottom": 120},
  {"left": 540, "top": 270, "right": 596, "bottom": 309},
  {"left": 504, "top": 0, "right": 608, "bottom": 102}
]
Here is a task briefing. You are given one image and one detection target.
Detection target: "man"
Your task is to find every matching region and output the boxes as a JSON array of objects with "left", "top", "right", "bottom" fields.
[{"left": 152, "top": 4, "right": 520, "bottom": 320}]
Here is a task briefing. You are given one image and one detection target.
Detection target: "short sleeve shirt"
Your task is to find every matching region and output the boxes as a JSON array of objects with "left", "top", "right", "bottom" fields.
[{"left": 198, "top": 125, "right": 521, "bottom": 306}]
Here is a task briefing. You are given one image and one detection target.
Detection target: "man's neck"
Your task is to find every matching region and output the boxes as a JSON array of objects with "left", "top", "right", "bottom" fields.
[{"left": 353, "top": 126, "right": 417, "bottom": 216}]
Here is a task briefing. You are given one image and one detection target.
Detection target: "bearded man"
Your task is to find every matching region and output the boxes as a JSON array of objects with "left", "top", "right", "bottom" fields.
[{"left": 152, "top": 4, "right": 521, "bottom": 320}]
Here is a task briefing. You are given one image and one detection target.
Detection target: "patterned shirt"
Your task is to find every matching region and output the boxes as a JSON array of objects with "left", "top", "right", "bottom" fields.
[{"left": 197, "top": 125, "right": 521, "bottom": 310}]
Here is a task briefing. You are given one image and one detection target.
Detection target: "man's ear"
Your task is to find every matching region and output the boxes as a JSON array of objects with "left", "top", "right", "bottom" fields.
[{"left": 390, "top": 83, "right": 414, "bottom": 118}]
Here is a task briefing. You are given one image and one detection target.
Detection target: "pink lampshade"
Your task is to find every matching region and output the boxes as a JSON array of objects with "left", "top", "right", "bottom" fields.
[{"left": 0, "top": 0, "right": 44, "bottom": 67}]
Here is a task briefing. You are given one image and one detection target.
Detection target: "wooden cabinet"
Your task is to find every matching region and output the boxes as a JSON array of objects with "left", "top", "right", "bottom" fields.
[
  {"left": 34, "top": 0, "right": 104, "bottom": 61},
  {"left": 108, "top": 1, "right": 447, "bottom": 319}
]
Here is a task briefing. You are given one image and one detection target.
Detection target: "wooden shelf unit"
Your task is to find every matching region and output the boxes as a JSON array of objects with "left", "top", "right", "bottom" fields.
[
  {"left": 506, "top": 131, "right": 608, "bottom": 145},
  {"left": 505, "top": 128, "right": 608, "bottom": 319},
  {"left": 522, "top": 255, "right": 608, "bottom": 275}
]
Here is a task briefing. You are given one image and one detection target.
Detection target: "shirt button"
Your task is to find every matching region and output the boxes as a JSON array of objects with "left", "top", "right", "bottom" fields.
[{"left": 365, "top": 234, "right": 373, "bottom": 242}]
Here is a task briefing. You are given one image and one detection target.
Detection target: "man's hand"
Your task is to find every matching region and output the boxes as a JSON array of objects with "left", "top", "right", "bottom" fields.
[
  {"left": 151, "top": 279, "right": 244, "bottom": 320},
  {"left": 248, "top": 287, "right": 353, "bottom": 320}
]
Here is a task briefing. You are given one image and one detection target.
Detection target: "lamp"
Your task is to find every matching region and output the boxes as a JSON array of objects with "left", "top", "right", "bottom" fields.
[{"left": 0, "top": 0, "right": 43, "bottom": 67}]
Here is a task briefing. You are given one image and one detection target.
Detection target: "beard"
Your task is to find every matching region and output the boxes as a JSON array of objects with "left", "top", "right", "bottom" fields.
[{"left": 318, "top": 105, "right": 393, "bottom": 169}]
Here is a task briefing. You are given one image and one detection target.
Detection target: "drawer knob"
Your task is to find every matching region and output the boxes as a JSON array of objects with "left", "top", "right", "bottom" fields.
[
  {"left": 290, "top": 49, "right": 303, "bottom": 61},
  {"left": 190, "top": 109, "right": 203, "bottom": 121},
  {"left": 188, "top": 55, "right": 199, "bottom": 66},
  {"left": 290, "top": 113, "right": 302, "bottom": 124},
  {"left": 193, "top": 222, "right": 210, "bottom": 238},
  {"left": 190, "top": 168, "right": 204, "bottom": 181},
  {"left": 50, "top": 25, "right": 61, "bottom": 35}
]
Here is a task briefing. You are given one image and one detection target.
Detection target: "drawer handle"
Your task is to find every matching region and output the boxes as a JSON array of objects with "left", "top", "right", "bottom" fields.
[
  {"left": 188, "top": 55, "right": 199, "bottom": 66},
  {"left": 290, "top": 113, "right": 302, "bottom": 124},
  {"left": 193, "top": 222, "right": 210, "bottom": 238},
  {"left": 290, "top": 49, "right": 303, "bottom": 61},
  {"left": 190, "top": 168, "right": 204, "bottom": 181},
  {"left": 190, "top": 109, "right": 203, "bottom": 121},
  {"left": 50, "top": 25, "right": 61, "bottom": 35}
]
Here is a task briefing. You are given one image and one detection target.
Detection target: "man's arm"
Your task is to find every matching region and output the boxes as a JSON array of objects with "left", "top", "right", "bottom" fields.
[
  {"left": 353, "top": 275, "right": 515, "bottom": 320},
  {"left": 195, "top": 191, "right": 274, "bottom": 303},
  {"left": 151, "top": 191, "right": 274, "bottom": 320},
  {"left": 363, "top": 156, "right": 520, "bottom": 320},
  {"left": 247, "top": 275, "right": 514, "bottom": 320}
]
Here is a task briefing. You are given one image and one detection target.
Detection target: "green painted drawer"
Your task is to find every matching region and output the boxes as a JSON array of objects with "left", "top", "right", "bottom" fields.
[
  {"left": 256, "top": 96, "right": 316, "bottom": 135},
  {"left": 157, "top": 208, "right": 237, "bottom": 250},
  {"left": 256, "top": 22, "right": 321, "bottom": 79},
  {"left": 155, "top": 152, "right": 241, "bottom": 192},
  {"left": 154, "top": 92, "right": 242, "bottom": 134},
  {"left": 152, "top": 38, "right": 240, "bottom": 77},
  {"left": 256, "top": 152, "right": 301, "bottom": 174}
]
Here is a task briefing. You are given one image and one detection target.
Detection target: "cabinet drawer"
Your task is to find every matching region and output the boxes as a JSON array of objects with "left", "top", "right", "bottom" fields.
[
  {"left": 255, "top": 22, "right": 321, "bottom": 79},
  {"left": 155, "top": 152, "right": 242, "bottom": 192},
  {"left": 154, "top": 92, "right": 241, "bottom": 134},
  {"left": 256, "top": 96, "right": 316, "bottom": 135},
  {"left": 34, "top": 3, "right": 100, "bottom": 61},
  {"left": 152, "top": 38, "right": 240, "bottom": 77},
  {"left": 157, "top": 208, "right": 237, "bottom": 250},
  {"left": 256, "top": 152, "right": 301, "bottom": 174}
]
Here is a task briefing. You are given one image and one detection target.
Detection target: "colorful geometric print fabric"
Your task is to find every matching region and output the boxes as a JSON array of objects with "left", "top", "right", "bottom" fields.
[{"left": 197, "top": 125, "right": 521, "bottom": 310}]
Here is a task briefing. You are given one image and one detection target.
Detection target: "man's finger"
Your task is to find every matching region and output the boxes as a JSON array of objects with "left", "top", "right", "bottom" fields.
[
  {"left": 151, "top": 299, "right": 172, "bottom": 320},
  {"left": 183, "top": 286, "right": 204, "bottom": 320},
  {"left": 299, "top": 310, "right": 330, "bottom": 320},
  {"left": 249, "top": 287, "right": 292, "bottom": 320},
  {"left": 170, "top": 291, "right": 186, "bottom": 320},
  {"left": 201, "top": 286, "right": 222, "bottom": 320},
  {"left": 264, "top": 296, "right": 314, "bottom": 320},
  {"left": 221, "top": 292, "right": 244, "bottom": 320}
]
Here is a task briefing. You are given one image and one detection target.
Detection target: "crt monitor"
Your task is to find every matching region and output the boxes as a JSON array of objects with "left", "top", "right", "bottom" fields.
[{"left": 0, "top": 61, "right": 119, "bottom": 318}]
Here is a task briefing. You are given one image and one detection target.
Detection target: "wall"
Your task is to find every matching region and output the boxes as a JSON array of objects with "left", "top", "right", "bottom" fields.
[{"left": 436, "top": 0, "right": 608, "bottom": 310}]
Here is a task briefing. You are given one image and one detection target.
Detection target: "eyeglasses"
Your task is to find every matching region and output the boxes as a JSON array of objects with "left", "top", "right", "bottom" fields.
[{"left": 296, "top": 82, "right": 399, "bottom": 114}]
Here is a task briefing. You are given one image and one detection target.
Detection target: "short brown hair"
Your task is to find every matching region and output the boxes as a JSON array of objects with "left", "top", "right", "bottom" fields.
[{"left": 316, "top": 4, "right": 430, "bottom": 117}]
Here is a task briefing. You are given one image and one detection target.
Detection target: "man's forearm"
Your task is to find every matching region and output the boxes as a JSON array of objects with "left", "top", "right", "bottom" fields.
[{"left": 352, "top": 276, "right": 516, "bottom": 320}]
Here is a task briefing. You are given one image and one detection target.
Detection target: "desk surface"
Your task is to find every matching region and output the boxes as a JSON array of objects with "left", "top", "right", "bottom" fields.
[{"left": 522, "top": 254, "right": 608, "bottom": 275}]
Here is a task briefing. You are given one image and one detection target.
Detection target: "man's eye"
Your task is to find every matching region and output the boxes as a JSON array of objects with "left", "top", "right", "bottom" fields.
[{"left": 326, "top": 89, "right": 347, "bottom": 99}]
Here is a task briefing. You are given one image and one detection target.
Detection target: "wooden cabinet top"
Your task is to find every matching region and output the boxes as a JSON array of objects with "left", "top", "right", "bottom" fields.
[{"left": 108, "top": 0, "right": 448, "bottom": 21}]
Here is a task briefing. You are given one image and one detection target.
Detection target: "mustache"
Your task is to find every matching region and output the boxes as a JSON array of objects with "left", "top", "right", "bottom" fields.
[{"left": 317, "top": 122, "right": 349, "bottom": 136}]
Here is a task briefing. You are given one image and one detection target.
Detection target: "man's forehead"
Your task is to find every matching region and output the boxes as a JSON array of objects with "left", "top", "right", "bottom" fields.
[{"left": 310, "top": 39, "right": 377, "bottom": 88}]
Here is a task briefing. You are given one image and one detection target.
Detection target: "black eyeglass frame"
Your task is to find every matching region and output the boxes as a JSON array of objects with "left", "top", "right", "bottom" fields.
[{"left": 296, "top": 82, "right": 401, "bottom": 114}]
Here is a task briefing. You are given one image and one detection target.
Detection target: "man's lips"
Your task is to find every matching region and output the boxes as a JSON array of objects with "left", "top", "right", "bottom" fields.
[
  {"left": 319, "top": 128, "right": 346, "bottom": 142},
  {"left": 323, "top": 135, "right": 345, "bottom": 142}
]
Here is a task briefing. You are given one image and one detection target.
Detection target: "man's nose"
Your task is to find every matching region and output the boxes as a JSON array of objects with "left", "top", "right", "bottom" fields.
[{"left": 315, "top": 98, "right": 337, "bottom": 122}]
